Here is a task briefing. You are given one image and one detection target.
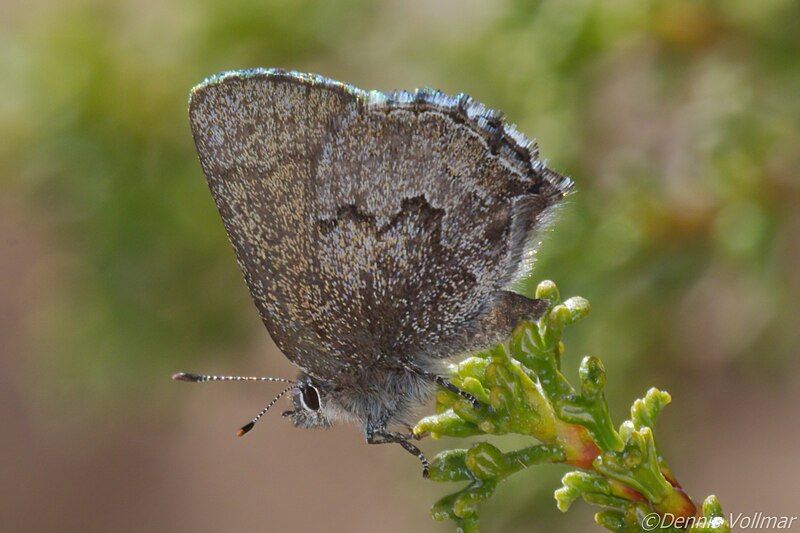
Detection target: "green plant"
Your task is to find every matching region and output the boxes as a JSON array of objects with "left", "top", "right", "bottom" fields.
[{"left": 414, "top": 280, "right": 729, "bottom": 532}]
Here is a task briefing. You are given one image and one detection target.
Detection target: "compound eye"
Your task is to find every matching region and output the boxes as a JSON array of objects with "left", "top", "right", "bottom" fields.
[{"left": 299, "top": 383, "right": 321, "bottom": 411}]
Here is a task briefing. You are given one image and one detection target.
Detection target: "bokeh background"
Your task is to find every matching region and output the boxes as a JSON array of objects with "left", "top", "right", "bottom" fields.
[{"left": 2, "top": 0, "right": 799, "bottom": 531}]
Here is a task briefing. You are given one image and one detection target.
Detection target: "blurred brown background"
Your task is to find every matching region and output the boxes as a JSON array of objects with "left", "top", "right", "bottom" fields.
[{"left": 1, "top": 0, "right": 799, "bottom": 531}]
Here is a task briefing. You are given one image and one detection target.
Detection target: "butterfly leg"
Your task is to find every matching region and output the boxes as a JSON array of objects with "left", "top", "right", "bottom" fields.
[
  {"left": 366, "top": 425, "right": 430, "bottom": 478},
  {"left": 406, "top": 364, "right": 482, "bottom": 409},
  {"left": 402, "top": 424, "right": 427, "bottom": 440}
]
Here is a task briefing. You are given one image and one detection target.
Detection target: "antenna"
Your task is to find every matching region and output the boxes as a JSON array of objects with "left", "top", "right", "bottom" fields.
[
  {"left": 236, "top": 385, "right": 295, "bottom": 437},
  {"left": 172, "top": 372, "right": 293, "bottom": 384}
]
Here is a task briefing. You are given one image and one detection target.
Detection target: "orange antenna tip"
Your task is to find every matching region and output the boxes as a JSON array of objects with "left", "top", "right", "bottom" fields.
[{"left": 237, "top": 422, "right": 255, "bottom": 437}]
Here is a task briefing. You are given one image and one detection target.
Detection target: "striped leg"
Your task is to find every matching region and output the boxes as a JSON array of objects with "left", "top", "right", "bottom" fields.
[
  {"left": 405, "top": 364, "right": 481, "bottom": 409},
  {"left": 366, "top": 427, "right": 430, "bottom": 478}
]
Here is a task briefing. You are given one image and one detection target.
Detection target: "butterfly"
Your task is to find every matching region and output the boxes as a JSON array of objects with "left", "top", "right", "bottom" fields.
[{"left": 173, "top": 69, "right": 572, "bottom": 476}]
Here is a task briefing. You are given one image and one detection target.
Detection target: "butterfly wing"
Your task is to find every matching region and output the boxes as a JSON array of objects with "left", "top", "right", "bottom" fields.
[{"left": 189, "top": 69, "right": 571, "bottom": 379}]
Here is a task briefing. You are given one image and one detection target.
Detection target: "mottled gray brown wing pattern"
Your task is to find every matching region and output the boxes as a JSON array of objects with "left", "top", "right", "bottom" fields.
[{"left": 189, "top": 69, "right": 571, "bottom": 379}]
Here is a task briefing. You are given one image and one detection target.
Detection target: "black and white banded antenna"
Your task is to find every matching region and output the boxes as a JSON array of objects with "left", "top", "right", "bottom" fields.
[
  {"left": 172, "top": 372, "right": 293, "bottom": 384},
  {"left": 235, "top": 385, "right": 295, "bottom": 437},
  {"left": 171, "top": 371, "right": 296, "bottom": 436}
]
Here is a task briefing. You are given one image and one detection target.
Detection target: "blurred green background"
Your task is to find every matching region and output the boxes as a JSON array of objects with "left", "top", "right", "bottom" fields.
[{"left": 1, "top": 0, "right": 798, "bottom": 531}]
